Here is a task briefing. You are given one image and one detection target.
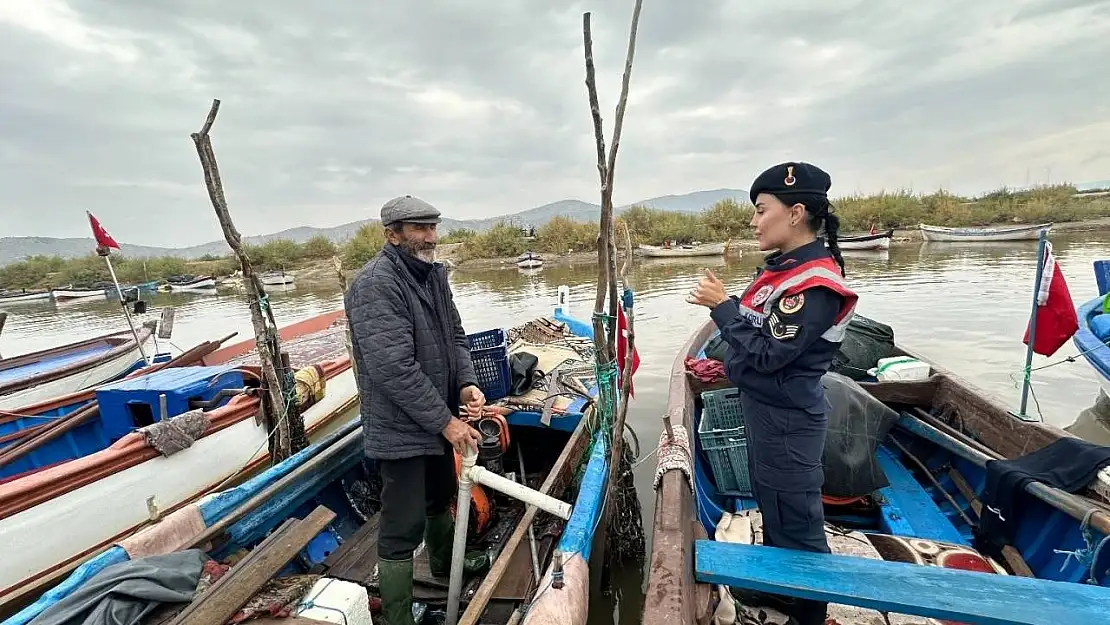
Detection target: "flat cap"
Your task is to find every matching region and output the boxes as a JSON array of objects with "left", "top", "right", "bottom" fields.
[
  {"left": 380, "top": 195, "right": 442, "bottom": 227},
  {"left": 749, "top": 162, "right": 832, "bottom": 205}
]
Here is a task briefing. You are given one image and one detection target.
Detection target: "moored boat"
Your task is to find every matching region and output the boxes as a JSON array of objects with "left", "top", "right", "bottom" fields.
[
  {"left": 1074, "top": 259, "right": 1110, "bottom": 395},
  {"left": 516, "top": 251, "right": 544, "bottom": 269},
  {"left": 0, "top": 290, "right": 52, "bottom": 306},
  {"left": 260, "top": 270, "right": 295, "bottom": 286},
  {"left": 836, "top": 228, "right": 894, "bottom": 251},
  {"left": 0, "top": 323, "right": 159, "bottom": 411},
  {"left": 49, "top": 287, "right": 106, "bottom": 301},
  {"left": 643, "top": 316, "right": 1110, "bottom": 625},
  {"left": 1, "top": 310, "right": 611, "bottom": 625},
  {"left": 919, "top": 222, "right": 1052, "bottom": 242},
  {"left": 162, "top": 275, "right": 217, "bottom": 291},
  {"left": 637, "top": 241, "right": 728, "bottom": 258}
]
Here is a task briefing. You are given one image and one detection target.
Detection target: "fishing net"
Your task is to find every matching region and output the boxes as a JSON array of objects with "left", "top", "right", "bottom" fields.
[{"left": 831, "top": 314, "right": 897, "bottom": 380}]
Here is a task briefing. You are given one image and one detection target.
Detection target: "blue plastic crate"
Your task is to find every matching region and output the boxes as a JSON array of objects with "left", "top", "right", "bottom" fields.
[
  {"left": 698, "top": 388, "right": 752, "bottom": 497},
  {"left": 467, "top": 328, "right": 511, "bottom": 401}
]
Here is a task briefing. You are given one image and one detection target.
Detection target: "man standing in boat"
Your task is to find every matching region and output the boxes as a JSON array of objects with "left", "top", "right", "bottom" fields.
[
  {"left": 687, "top": 162, "right": 857, "bottom": 625},
  {"left": 344, "top": 195, "right": 486, "bottom": 625}
]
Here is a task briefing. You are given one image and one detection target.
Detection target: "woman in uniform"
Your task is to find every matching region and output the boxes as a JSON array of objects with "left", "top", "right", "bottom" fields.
[{"left": 687, "top": 161, "right": 857, "bottom": 625}]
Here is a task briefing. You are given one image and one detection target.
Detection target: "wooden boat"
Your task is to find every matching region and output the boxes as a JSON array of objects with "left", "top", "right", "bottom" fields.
[
  {"left": 162, "top": 275, "right": 217, "bottom": 291},
  {"left": 49, "top": 287, "right": 105, "bottom": 301},
  {"left": 0, "top": 322, "right": 158, "bottom": 411},
  {"left": 643, "top": 317, "right": 1110, "bottom": 625},
  {"left": 260, "top": 270, "right": 295, "bottom": 286},
  {"left": 919, "top": 222, "right": 1052, "bottom": 242},
  {"left": 637, "top": 241, "right": 727, "bottom": 258},
  {"left": 1074, "top": 259, "right": 1110, "bottom": 394},
  {"left": 3, "top": 311, "right": 610, "bottom": 625},
  {"left": 0, "top": 290, "right": 52, "bottom": 306},
  {"left": 836, "top": 228, "right": 894, "bottom": 251},
  {"left": 516, "top": 251, "right": 544, "bottom": 269}
]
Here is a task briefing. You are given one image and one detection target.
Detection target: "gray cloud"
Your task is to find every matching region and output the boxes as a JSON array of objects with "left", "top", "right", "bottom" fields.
[{"left": 1, "top": 0, "right": 1108, "bottom": 246}]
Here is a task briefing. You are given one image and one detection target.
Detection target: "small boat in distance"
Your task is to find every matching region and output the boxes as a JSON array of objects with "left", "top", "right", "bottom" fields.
[
  {"left": 637, "top": 241, "right": 728, "bottom": 258},
  {"left": 836, "top": 227, "right": 894, "bottom": 251},
  {"left": 260, "top": 270, "right": 295, "bottom": 286},
  {"left": 919, "top": 222, "right": 1052, "bottom": 242},
  {"left": 0, "top": 290, "right": 52, "bottom": 306},
  {"left": 161, "top": 274, "right": 217, "bottom": 291},
  {"left": 49, "top": 287, "right": 105, "bottom": 302},
  {"left": 0, "top": 322, "right": 158, "bottom": 411},
  {"left": 516, "top": 251, "right": 543, "bottom": 269}
]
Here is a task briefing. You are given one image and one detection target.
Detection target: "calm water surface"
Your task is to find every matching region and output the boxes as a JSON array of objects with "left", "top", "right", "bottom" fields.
[{"left": 3, "top": 232, "right": 1109, "bottom": 622}]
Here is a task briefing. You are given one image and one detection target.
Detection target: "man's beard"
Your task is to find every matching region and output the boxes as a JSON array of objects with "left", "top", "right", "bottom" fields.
[{"left": 401, "top": 238, "right": 436, "bottom": 263}]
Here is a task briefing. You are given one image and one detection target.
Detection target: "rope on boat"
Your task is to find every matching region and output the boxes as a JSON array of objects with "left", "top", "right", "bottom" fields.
[{"left": 1053, "top": 508, "right": 1110, "bottom": 584}]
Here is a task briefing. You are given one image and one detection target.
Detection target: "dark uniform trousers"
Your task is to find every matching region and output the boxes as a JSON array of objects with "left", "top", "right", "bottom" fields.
[
  {"left": 741, "top": 392, "right": 830, "bottom": 625},
  {"left": 378, "top": 450, "right": 456, "bottom": 561}
]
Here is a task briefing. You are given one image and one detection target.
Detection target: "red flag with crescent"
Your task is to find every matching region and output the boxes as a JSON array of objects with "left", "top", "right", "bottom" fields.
[{"left": 87, "top": 211, "right": 120, "bottom": 250}]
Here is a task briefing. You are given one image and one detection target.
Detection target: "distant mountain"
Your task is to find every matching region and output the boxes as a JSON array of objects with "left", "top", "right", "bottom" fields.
[{"left": 0, "top": 188, "right": 748, "bottom": 265}]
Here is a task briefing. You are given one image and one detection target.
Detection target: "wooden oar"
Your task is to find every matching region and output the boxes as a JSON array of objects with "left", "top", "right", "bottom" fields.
[{"left": 897, "top": 412, "right": 1110, "bottom": 535}]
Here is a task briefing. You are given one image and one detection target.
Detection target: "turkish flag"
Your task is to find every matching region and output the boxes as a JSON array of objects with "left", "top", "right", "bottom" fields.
[
  {"left": 87, "top": 211, "right": 120, "bottom": 250},
  {"left": 617, "top": 306, "right": 641, "bottom": 397},
  {"left": 1022, "top": 242, "right": 1078, "bottom": 357}
]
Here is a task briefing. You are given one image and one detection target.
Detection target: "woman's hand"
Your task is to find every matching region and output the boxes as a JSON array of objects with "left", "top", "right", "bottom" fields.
[{"left": 686, "top": 268, "right": 729, "bottom": 309}]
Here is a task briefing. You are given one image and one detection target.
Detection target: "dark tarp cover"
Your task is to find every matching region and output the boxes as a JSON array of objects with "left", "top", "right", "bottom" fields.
[
  {"left": 28, "top": 550, "right": 206, "bottom": 625},
  {"left": 820, "top": 372, "right": 899, "bottom": 497},
  {"left": 831, "top": 315, "right": 896, "bottom": 380}
]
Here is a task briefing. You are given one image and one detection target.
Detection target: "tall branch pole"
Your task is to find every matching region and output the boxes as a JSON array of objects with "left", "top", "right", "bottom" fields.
[
  {"left": 190, "top": 99, "right": 292, "bottom": 460},
  {"left": 581, "top": 0, "right": 646, "bottom": 570}
]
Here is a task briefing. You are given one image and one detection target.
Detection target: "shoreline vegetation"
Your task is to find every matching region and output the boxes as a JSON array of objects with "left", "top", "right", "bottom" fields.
[{"left": 3, "top": 184, "right": 1109, "bottom": 290}]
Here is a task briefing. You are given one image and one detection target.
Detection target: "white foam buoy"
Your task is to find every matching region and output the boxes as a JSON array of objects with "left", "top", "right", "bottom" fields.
[{"left": 296, "top": 577, "right": 374, "bottom": 625}]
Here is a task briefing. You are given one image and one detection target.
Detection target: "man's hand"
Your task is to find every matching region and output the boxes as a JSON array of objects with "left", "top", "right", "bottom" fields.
[
  {"left": 687, "top": 268, "right": 728, "bottom": 309},
  {"left": 442, "top": 417, "right": 482, "bottom": 454},
  {"left": 460, "top": 385, "right": 486, "bottom": 420}
]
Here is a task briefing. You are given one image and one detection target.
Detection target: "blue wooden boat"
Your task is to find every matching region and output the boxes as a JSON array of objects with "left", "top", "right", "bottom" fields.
[
  {"left": 643, "top": 317, "right": 1110, "bottom": 625},
  {"left": 1074, "top": 259, "right": 1110, "bottom": 394},
  {"left": 1, "top": 312, "right": 611, "bottom": 625},
  {"left": 0, "top": 322, "right": 160, "bottom": 412}
]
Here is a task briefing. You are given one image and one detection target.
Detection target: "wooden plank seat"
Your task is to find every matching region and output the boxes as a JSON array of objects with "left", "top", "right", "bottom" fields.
[{"left": 694, "top": 539, "right": 1110, "bottom": 625}]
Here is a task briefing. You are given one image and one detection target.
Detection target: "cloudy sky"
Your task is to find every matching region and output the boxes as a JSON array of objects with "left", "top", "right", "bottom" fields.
[{"left": 2, "top": 0, "right": 1108, "bottom": 247}]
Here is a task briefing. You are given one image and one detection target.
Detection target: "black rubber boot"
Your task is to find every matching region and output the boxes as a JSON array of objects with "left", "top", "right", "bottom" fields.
[
  {"left": 424, "top": 511, "right": 490, "bottom": 579},
  {"left": 378, "top": 556, "right": 417, "bottom": 625}
]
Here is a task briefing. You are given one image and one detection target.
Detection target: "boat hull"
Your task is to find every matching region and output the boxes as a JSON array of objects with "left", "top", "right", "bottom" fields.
[
  {"left": 1074, "top": 293, "right": 1110, "bottom": 389},
  {"left": 637, "top": 242, "right": 727, "bottom": 257},
  {"left": 836, "top": 229, "right": 894, "bottom": 251},
  {"left": 260, "top": 274, "right": 295, "bottom": 286},
  {"left": 0, "top": 292, "right": 51, "bottom": 306},
  {"left": 49, "top": 289, "right": 104, "bottom": 301},
  {"left": 165, "top": 276, "right": 217, "bottom": 290},
  {"left": 0, "top": 361, "right": 357, "bottom": 610},
  {"left": 919, "top": 222, "right": 1052, "bottom": 242}
]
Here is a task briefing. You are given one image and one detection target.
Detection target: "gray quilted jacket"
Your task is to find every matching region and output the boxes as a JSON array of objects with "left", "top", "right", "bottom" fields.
[{"left": 344, "top": 244, "right": 479, "bottom": 459}]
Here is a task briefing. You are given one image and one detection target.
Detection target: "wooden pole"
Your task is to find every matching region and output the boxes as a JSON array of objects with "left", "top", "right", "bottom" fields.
[
  {"left": 190, "top": 99, "right": 292, "bottom": 461},
  {"left": 580, "top": 0, "right": 646, "bottom": 572}
]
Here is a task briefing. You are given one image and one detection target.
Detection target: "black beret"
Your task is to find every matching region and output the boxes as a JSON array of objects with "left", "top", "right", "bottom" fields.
[{"left": 748, "top": 162, "right": 832, "bottom": 205}]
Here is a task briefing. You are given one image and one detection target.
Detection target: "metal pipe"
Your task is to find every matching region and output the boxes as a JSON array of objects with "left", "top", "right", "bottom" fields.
[
  {"left": 447, "top": 447, "right": 478, "bottom": 625},
  {"left": 1016, "top": 229, "right": 1048, "bottom": 421},
  {"left": 469, "top": 465, "right": 573, "bottom": 520},
  {"left": 517, "top": 444, "right": 541, "bottom": 584},
  {"left": 896, "top": 412, "right": 1110, "bottom": 535}
]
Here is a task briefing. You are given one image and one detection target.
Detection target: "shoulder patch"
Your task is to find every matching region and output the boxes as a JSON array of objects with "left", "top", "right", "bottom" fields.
[
  {"left": 751, "top": 284, "right": 774, "bottom": 306},
  {"left": 778, "top": 293, "right": 805, "bottom": 315},
  {"left": 767, "top": 311, "right": 800, "bottom": 341}
]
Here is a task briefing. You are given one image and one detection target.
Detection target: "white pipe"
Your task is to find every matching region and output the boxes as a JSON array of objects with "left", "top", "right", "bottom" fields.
[
  {"left": 468, "top": 465, "right": 573, "bottom": 520},
  {"left": 446, "top": 447, "right": 477, "bottom": 625}
]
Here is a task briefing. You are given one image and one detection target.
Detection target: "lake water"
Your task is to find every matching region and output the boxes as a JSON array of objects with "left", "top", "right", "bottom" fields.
[{"left": 3, "top": 232, "right": 1109, "bottom": 623}]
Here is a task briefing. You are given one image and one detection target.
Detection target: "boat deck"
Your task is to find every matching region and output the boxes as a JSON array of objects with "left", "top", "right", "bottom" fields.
[{"left": 224, "top": 323, "right": 351, "bottom": 369}]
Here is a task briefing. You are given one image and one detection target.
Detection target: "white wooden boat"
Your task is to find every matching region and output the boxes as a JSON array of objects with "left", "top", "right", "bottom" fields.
[
  {"left": 919, "top": 222, "right": 1052, "bottom": 242},
  {"left": 637, "top": 241, "right": 728, "bottom": 258},
  {"left": 260, "top": 271, "right": 295, "bottom": 286},
  {"left": 0, "top": 291, "right": 52, "bottom": 306},
  {"left": 0, "top": 323, "right": 157, "bottom": 411},
  {"left": 835, "top": 228, "right": 894, "bottom": 251},
  {"left": 162, "top": 275, "right": 217, "bottom": 291},
  {"left": 0, "top": 358, "right": 358, "bottom": 613},
  {"left": 516, "top": 252, "right": 543, "bottom": 269},
  {"left": 49, "top": 288, "right": 104, "bottom": 301}
]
